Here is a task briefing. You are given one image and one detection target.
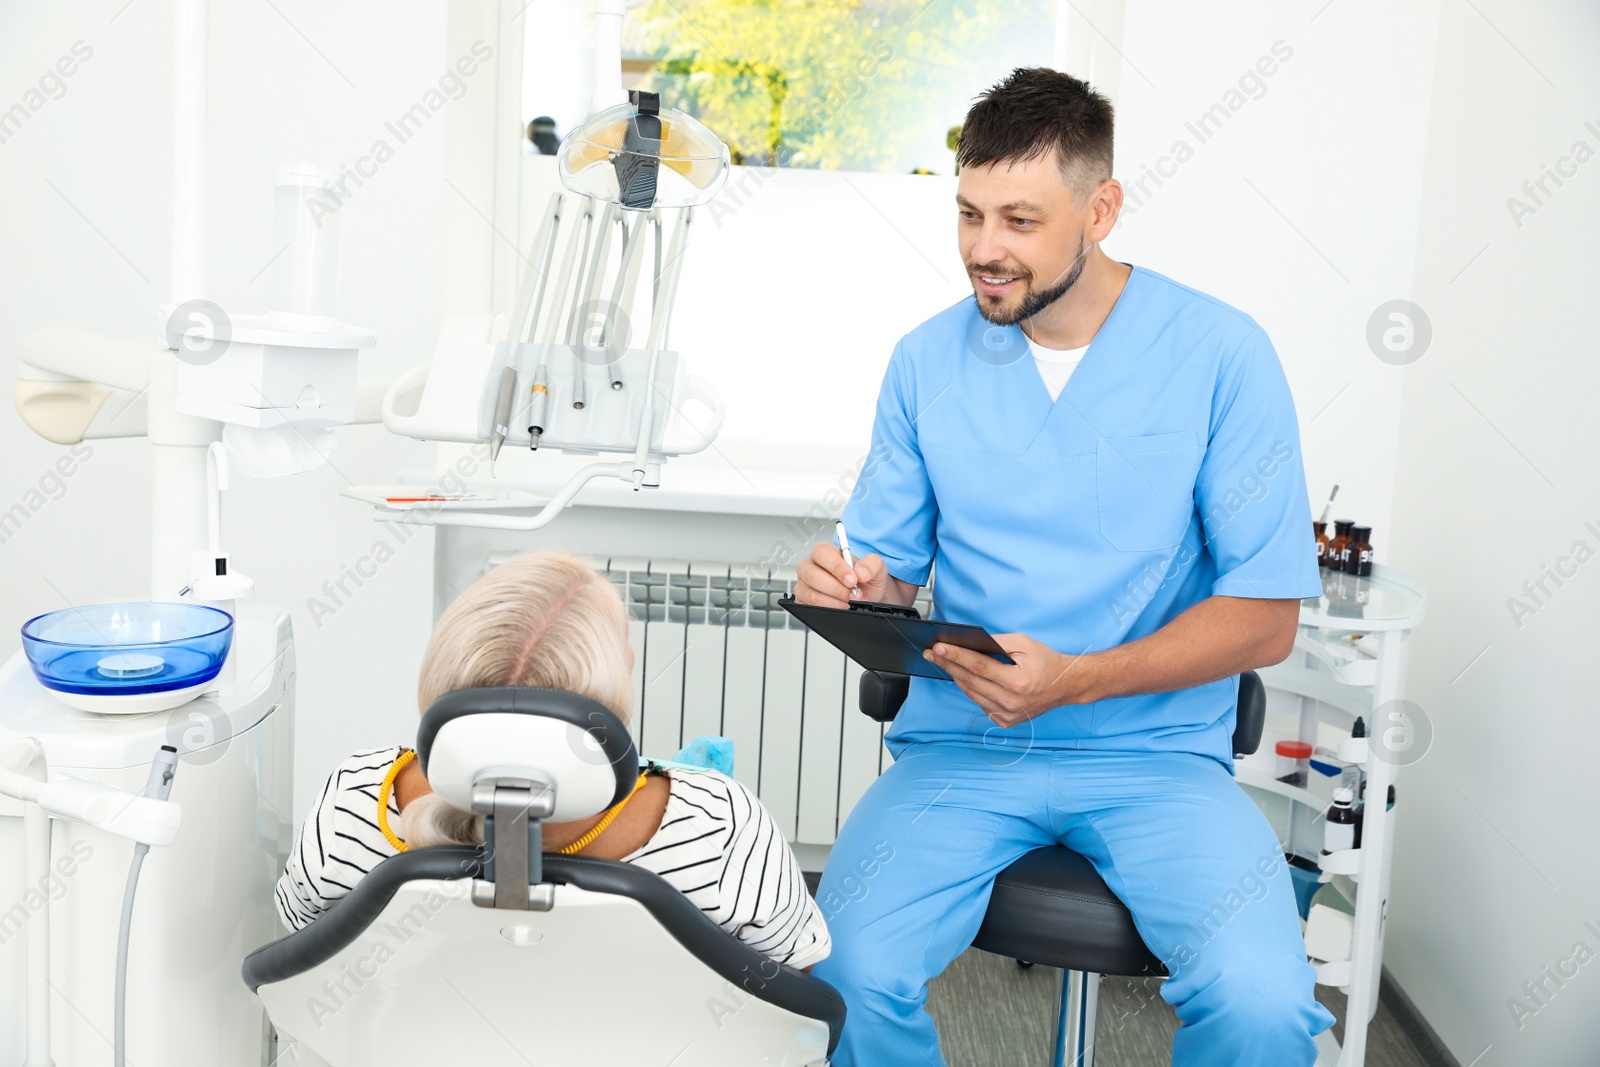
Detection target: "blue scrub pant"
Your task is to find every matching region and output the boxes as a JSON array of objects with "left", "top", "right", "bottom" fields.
[{"left": 811, "top": 742, "right": 1334, "bottom": 1066}]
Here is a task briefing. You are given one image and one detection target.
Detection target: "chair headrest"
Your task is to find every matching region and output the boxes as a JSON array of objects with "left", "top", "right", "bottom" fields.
[{"left": 416, "top": 687, "right": 639, "bottom": 820}]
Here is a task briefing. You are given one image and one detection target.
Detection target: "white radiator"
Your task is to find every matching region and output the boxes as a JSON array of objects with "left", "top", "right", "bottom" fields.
[{"left": 484, "top": 553, "right": 931, "bottom": 846}]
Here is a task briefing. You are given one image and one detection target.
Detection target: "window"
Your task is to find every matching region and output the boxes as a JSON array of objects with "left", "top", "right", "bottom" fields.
[{"left": 523, "top": 0, "right": 1057, "bottom": 175}]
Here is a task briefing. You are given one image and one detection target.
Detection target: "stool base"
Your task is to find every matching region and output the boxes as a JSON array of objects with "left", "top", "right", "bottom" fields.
[{"left": 1055, "top": 969, "right": 1099, "bottom": 1067}]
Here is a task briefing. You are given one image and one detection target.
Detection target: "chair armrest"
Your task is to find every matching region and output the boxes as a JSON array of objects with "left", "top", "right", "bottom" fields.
[{"left": 859, "top": 671, "right": 909, "bottom": 722}]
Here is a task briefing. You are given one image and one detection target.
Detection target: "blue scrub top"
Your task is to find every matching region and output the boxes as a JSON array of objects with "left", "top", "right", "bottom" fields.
[{"left": 843, "top": 266, "right": 1322, "bottom": 768}]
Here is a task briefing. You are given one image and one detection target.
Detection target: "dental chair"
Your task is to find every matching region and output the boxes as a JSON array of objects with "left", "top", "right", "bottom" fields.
[
  {"left": 858, "top": 669, "right": 1268, "bottom": 1067},
  {"left": 243, "top": 687, "right": 846, "bottom": 1067}
]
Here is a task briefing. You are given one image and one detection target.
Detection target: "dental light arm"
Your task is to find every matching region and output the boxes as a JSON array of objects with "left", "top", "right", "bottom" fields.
[
  {"left": 14, "top": 329, "right": 156, "bottom": 445},
  {"left": 591, "top": 0, "right": 633, "bottom": 112}
]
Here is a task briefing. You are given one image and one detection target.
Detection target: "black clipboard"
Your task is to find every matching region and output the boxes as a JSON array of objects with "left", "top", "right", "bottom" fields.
[{"left": 777, "top": 595, "right": 1015, "bottom": 681}]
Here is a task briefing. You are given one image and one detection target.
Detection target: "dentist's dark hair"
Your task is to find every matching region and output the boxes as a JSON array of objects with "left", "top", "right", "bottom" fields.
[{"left": 956, "top": 67, "right": 1114, "bottom": 199}]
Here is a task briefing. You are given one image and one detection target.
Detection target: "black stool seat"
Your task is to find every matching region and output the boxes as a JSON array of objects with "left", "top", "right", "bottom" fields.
[{"left": 974, "top": 847, "right": 1167, "bottom": 978}]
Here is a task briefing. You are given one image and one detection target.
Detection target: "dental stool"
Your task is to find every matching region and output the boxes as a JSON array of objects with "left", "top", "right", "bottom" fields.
[
  {"left": 243, "top": 687, "right": 846, "bottom": 1067},
  {"left": 858, "top": 669, "right": 1267, "bottom": 1067}
]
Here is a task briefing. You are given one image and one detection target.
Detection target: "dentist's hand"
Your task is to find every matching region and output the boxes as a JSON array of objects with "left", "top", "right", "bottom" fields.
[
  {"left": 796, "top": 543, "right": 892, "bottom": 608},
  {"left": 925, "top": 633, "right": 1099, "bottom": 728}
]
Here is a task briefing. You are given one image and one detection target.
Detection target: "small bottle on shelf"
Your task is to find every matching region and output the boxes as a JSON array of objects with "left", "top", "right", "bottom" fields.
[
  {"left": 1314, "top": 521, "right": 1331, "bottom": 568},
  {"left": 1338, "top": 716, "right": 1369, "bottom": 768},
  {"left": 1345, "top": 526, "right": 1374, "bottom": 576},
  {"left": 1323, "top": 788, "right": 1358, "bottom": 854},
  {"left": 1328, "top": 520, "right": 1356, "bottom": 571}
]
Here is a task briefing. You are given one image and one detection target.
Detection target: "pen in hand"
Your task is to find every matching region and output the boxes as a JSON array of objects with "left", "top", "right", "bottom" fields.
[{"left": 835, "top": 520, "right": 859, "bottom": 599}]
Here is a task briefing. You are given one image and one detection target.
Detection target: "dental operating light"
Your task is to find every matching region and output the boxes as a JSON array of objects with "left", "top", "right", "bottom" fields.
[{"left": 558, "top": 89, "right": 730, "bottom": 211}]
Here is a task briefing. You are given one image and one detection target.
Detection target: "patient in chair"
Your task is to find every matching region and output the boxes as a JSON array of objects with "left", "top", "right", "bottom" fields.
[{"left": 274, "top": 551, "right": 832, "bottom": 971}]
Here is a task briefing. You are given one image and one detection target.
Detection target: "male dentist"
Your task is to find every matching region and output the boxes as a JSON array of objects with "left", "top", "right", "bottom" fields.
[{"left": 797, "top": 68, "right": 1333, "bottom": 1066}]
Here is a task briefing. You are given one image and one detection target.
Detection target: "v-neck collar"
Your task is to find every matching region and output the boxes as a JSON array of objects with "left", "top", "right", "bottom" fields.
[{"left": 1011, "top": 263, "right": 1142, "bottom": 409}]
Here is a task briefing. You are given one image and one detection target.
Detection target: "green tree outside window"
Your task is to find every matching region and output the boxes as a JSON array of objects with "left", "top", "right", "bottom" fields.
[{"left": 623, "top": 0, "right": 1055, "bottom": 174}]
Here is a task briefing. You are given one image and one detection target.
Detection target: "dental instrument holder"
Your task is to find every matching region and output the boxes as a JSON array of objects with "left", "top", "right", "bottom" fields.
[
  {"left": 380, "top": 342, "right": 713, "bottom": 460},
  {"left": 170, "top": 162, "right": 375, "bottom": 429},
  {"left": 471, "top": 772, "right": 558, "bottom": 911},
  {"left": 500, "top": 343, "right": 702, "bottom": 466},
  {"left": 373, "top": 204, "right": 725, "bottom": 530}
]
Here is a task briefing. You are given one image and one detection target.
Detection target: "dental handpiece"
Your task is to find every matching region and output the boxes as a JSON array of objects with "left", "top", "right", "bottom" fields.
[
  {"left": 489, "top": 366, "right": 518, "bottom": 471},
  {"left": 144, "top": 744, "right": 179, "bottom": 801},
  {"left": 527, "top": 366, "right": 550, "bottom": 450}
]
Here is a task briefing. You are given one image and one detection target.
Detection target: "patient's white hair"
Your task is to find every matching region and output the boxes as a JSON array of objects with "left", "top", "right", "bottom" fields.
[{"left": 398, "top": 552, "right": 633, "bottom": 848}]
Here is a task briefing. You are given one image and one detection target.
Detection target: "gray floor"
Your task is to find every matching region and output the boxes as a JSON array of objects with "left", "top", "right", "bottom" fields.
[{"left": 925, "top": 947, "right": 1432, "bottom": 1067}]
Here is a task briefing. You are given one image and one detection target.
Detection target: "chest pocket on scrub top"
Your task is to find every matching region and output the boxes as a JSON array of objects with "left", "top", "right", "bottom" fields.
[{"left": 1094, "top": 431, "right": 1203, "bottom": 552}]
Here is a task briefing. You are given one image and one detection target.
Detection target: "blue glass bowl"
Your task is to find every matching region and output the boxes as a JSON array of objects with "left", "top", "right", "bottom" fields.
[{"left": 21, "top": 602, "right": 233, "bottom": 697}]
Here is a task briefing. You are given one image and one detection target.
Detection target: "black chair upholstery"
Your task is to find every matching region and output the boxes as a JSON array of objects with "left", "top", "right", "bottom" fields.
[
  {"left": 1234, "top": 669, "right": 1266, "bottom": 757},
  {"left": 973, "top": 848, "right": 1166, "bottom": 976},
  {"left": 857, "top": 669, "right": 1269, "bottom": 980},
  {"left": 858, "top": 670, "right": 911, "bottom": 723}
]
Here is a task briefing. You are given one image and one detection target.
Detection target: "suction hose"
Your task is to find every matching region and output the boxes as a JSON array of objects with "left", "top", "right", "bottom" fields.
[{"left": 114, "top": 746, "right": 179, "bottom": 1067}]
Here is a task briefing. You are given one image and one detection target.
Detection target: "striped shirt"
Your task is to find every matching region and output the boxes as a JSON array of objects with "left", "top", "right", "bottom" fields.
[{"left": 274, "top": 748, "right": 831, "bottom": 970}]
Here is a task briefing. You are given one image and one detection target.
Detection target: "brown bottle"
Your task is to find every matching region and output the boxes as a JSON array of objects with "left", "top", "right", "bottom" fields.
[
  {"left": 1314, "top": 521, "right": 1331, "bottom": 567},
  {"left": 1345, "top": 526, "right": 1373, "bottom": 576},
  {"left": 1328, "top": 520, "right": 1355, "bottom": 572}
]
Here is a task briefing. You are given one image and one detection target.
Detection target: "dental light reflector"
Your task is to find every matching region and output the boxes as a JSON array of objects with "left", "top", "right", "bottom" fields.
[{"left": 558, "top": 90, "right": 730, "bottom": 211}]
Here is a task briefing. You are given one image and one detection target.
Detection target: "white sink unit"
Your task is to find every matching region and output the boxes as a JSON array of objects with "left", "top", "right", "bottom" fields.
[{"left": 0, "top": 603, "right": 296, "bottom": 1067}]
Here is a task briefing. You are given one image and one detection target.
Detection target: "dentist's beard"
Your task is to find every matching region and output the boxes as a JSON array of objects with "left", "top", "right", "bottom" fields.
[{"left": 973, "top": 241, "right": 1088, "bottom": 326}]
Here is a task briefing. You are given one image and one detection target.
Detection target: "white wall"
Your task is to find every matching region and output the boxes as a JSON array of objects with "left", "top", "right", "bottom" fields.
[
  {"left": 1114, "top": 0, "right": 1444, "bottom": 545},
  {"left": 1383, "top": 3, "right": 1600, "bottom": 1064},
  {"left": 0, "top": 1, "right": 453, "bottom": 821}
]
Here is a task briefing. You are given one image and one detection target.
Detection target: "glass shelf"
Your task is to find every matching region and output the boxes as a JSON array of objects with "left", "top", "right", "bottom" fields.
[{"left": 1297, "top": 564, "right": 1427, "bottom": 633}]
